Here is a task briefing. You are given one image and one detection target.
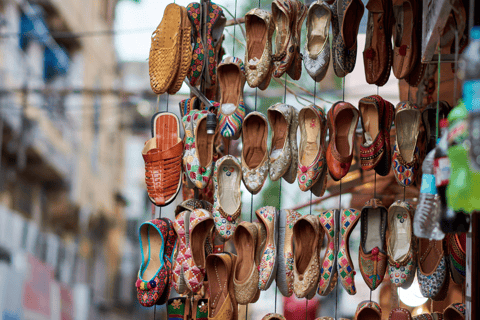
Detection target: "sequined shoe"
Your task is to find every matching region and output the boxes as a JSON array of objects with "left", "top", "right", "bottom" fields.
[
  {"left": 256, "top": 206, "right": 279, "bottom": 290},
  {"left": 338, "top": 208, "right": 361, "bottom": 295}
]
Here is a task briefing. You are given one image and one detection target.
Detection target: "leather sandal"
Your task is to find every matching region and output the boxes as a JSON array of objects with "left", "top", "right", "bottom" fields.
[{"left": 142, "top": 112, "right": 183, "bottom": 206}]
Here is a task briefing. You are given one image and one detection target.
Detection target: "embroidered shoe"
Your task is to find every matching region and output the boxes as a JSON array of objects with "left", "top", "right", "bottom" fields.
[
  {"left": 217, "top": 57, "right": 246, "bottom": 140},
  {"left": 143, "top": 112, "right": 183, "bottom": 206},
  {"left": 417, "top": 238, "right": 449, "bottom": 300},
  {"left": 283, "top": 105, "right": 299, "bottom": 184},
  {"left": 212, "top": 155, "right": 242, "bottom": 240},
  {"left": 387, "top": 200, "right": 417, "bottom": 288},
  {"left": 326, "top": 102, "right": 360, "bottom": 181},
  {"left": 338, "top": 208, "right": 361, "bottom": 295},
  {"left": 256, "top": 206, "right": 279, "bottom": 290},
  {"left": 271, "top": 0, "right": 295, "bottom": 78},
  {"left": 359, "top": 199, "right": 388, "bottom": 291},
  {"left": 286, "top": 0, "right": 307, "bottom": 81},
  {"left": 392, "top": 101, "right": 422, "bottom": 187},
  {"left": 233, "top": 221, "right": 259, "bottom": 304},
  {"left": 268, "top": 103, "right": 298, "bottom": 182},
  {"left": 276, "top": 209, "right": 302, "bottom": 297},
  {"left": 186, "top": 3, "right": 205, "bottom": 87},
  {"left": 167, "top": 297, "right": 190, "bottom": 320},
  {"left": 359, "top": 95, "right": 395, "bottom": 176},
  {"left": 297, "top": 104, "right": 328, "bottom": 196},
  {"left": 158, "top": 217, "right": 177, "bottom": 305},
  {"left": 304, "top": 1, "right": 331, "bottom": 82},
  {"left": 172, "top": 210, "right": 192, "bottom": 295},
  {"left": 241, "top": 111, "right": 269, "bottom": 194},
  {"left": 446, "top": 233, "right": 466, "bottom": 285},
  {"left": 443, "top": 303, "right": 466, "bottom": 320},
  {"left": 293, "top": 214, "right": 322, "bottom": 298},
  {"left": 354, "top": 301, "right": 382, "bottom": 320},
  {"left": 329, "top": 0, "right": 347, "bottom": 77},
  {"left": 203, "top": 2, "right": 226, "bottom": 89},
  {"left": 136, "top": 219, "right": 171, "bottom": 307},
  {"left": 317, "top": 209, "right": 338, "bottom": 296},
  {"left": 245, "top": 8, "right": 274, "bottom": 89},
  {"left": 338, "top": 0, "right": 364, "bottom": 73},
  {"left": 183, "top": 110, "right": 216, "bottom": 189}
]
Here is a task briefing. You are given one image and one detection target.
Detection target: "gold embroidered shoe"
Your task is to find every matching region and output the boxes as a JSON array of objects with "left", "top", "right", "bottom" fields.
[
  {"left": 337, "top": 208, "right": 361, "bottom": 295},
  {"left": 233, "top": 221, "right": 259, "bottom": 304},
  {"left": 256, "top": 206, "right": 279, "bottom": 291},
  {"left": 317, "top": 209, "right": 338, "bottom": 296},
  {"left": 276, "top": 209, "right": 302, "bottom": 297},
  {"left": 245, "top": 8, "right": 274, "bottom": 90},
  {"left": 293, "top": 214, "right": 322, "bottom": 298},
  {"left": 241, "top": 111, "right": 269, "bottom": 194},
  {"left": 212, "top": 155, "right": 242, "bottom": 241}
]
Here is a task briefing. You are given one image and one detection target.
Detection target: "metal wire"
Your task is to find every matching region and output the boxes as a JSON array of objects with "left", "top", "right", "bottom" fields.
[{"left": 154, "top": 304, "right": 156, "bottom": 319}]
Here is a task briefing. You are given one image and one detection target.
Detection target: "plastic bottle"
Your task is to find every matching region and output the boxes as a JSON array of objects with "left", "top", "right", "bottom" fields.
[
  {"left": 447, "top": 100, "right": 480, "bottom": 212},
  {"left": 413, "top": 149, "right": 444, "bottom": 240},
  {"left": 459, "top": 27, "right": 480, "bottom": 170}
]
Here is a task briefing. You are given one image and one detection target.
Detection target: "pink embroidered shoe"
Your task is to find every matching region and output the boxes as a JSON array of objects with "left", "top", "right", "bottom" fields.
[
  {"left": 337, "top": 208, "right": 361, "bottom": 295},
  {"left": 256, "top": 206, "right": 279, "bottom": 290},
  {"left": 172, "top": 211, "right": 192, "bottom": 295},
  {"left": 317, "top": 209, "right": 338, "bottom": 296}
]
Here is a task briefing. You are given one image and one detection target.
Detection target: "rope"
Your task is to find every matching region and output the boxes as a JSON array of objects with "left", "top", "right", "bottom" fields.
[
  {"left": 305, "top": 299, "right": 308, "bottom": 319},
  {"left": 232, "top": 0, "right": 238, "bottom": 56},
  {"left": 374, "top": 173, "right": 376, "bottom": 199},
  {"left": 436, "top": 46, "right": 441, "bottom": 140},
  {"left": 403, "top": 186, "right": 406, "bottom": 202}
]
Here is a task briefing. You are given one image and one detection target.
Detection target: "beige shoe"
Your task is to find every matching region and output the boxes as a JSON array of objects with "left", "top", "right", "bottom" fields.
[
  {"left": 233, "top": 222, "right": 259, "bottom": 304},
  {"left": 293, "top": 215, "right": 322, "bottom": 298},
  {"left": 241, "top": 112, "right": 269, "bottom": 194},
  {"left": 245, "top": 8, "right": 274, "bottom": 90},
  {"left": 256, "top": 206, "right": 279, "bottom": 290}
]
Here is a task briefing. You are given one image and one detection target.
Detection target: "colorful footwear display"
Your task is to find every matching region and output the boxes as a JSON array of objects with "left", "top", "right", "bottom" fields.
[
  {"left": 241, "top": 111, "right": 269, "bottom": 194},
  {"left": 212, "top": 155, "right": 242, "bottom": 240},
  {"left": 387, "top": 200, "right": 417, "bottom": 288},
  {"left": 359, "top": 199, "right": 388, "bottom": 291},
  {"left": 143, "top": 112, "right": 183, "bottom": 206},
  {"left": 217, "top": 57, "right": 246, "bottom": 140}
]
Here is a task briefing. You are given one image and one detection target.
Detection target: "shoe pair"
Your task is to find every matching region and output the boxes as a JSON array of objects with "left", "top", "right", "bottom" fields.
[
  {"left": 271, "top": 0, "right": 307, "bottom": 80},
  {"left": 136, "top": 218, "right": 177, "bottom": 307},
  {"left": 355, "top": 302, "right": 413, "bottom": 320},
  {"left": 149, "top": 4, "right": 192, "bottom": 95},
  {"left": 317, "top": 208, "right": 361, "bottom": 296},
  {"left": 172, "top": 207, "right": 214, "bottom": 295},
  {"left": 143, "top": 112, "right": 183, "bottom": 206},
  {"left": 241, "top": 104, "right": 298, "bottom": 194},
  {"left": 412, "top": 303, "right": 465, "bottom": 320},
  {"left": 186, "top": 2, "right": 226, "bottom": 88},
  {"left": 167, "top": 296, "right": 208, "bottom": 320}
]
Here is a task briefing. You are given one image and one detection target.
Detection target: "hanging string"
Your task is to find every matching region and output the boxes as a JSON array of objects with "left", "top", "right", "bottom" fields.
[
  {"left": 154, "top": 304, "right": 156, "bottom": 320},
  {"left": 453, "top": 29, "right": 459, "bottom": 104},
  {"left": 232, "top": 0, "right": 238, "bottom": 56},
  {"left": 369, "top": 289, "right": 372, "bottom": 302},
  {"left": 403, "top": 186, "right": 406, "bottom": 202},
  {"left": 335, "top": 180, "right": 342, "bottom": 320},
  {"left": 408, "top": 85, "right": 411, "bottom": 102},
  {"left": 377, "top": 86, "right": 379, "bottom": 96},
  {"left": 305, "top": 299, "right": 308, "bottom": 319},
  {"left": 309, "top": 191, "right": 313, "bottom": 215},
  {"left": 342, "top": 77, "right": 345, "bottom": 101},
  {"left": 436, "top": 46, "right": 441, "bottom": 140},
  {"left": 374, "top": 173, "right": 376, "bottom": 198}
]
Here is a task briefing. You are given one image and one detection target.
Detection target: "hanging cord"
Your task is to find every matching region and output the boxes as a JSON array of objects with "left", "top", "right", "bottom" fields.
[
  {"left": 305, "top": 299, "right": 308, "bottom": 319},
  {"left": 154, "top": 304, "right": 156, "bottom": 320},
  {"left": 232, "top": 0, "right": 238, "bottom": 56},
  {"left": 374, "top": 173, "right": 376, "bottom": 199},
  {"left": 436, "top": 46, "right": 441, "bottom": 140},
  {"left": 342, "top": 77, "right": 345, "bottom": 101},
  {"left": 453, "top": 28, "right": 459, "bottom": 104},
  {"left": 377, "top": 86, "right": 379, "bottom": 96},
  {"left": 403, "top": 186, "right": 406, "bottom": 202},
  {"left": 335, "top": 180, "right": 342, "bottom": 320}
]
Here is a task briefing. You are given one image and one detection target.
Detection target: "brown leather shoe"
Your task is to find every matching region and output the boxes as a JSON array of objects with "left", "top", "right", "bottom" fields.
[
  {"left": 354, "top": 301, "right": 382, "bottom": 320},
  {"left": 143, "top": 112, "right": 183, "bottom": 206},
  {"left": 443, "top": 303, "right": 465, "bottom": 320},
  {"left": 392, "top": 0, "right": 419, "bottom": 79},
  {"left": 359, "top": 95, "right": 394, "bottom": 176},
  {"left": 388, "top": 308, "right": 412, "bottom": 320},
  {"left": 359, "top": 198, "right": 388, "bottom": 291},
  {"left": 206, "top": 253, "right": 238, "bottom": 320},
  {"left": 326, "top": 102, "right": 359, "bottom": 181},
  {"left": 363, "top": 0, "right": 393, "bottom": 86}
]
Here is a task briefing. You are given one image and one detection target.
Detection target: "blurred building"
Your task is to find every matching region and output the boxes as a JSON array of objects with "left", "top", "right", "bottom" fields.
[{"left": 0, "top": 0, "right": 136, "bottom": 319}]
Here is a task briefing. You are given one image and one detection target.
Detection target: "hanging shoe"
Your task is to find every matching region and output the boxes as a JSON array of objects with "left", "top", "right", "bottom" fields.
[
  {"left": 388, "top": 308, "right": 412, "bottom": 320},
  {"left": 167, "top": 297, "right": 190, "bottom": 320},
  {"left": 149, "top": 3, "right": 183, "bottom": 94},
  {"left": 241, "top": 111, "right": 269, "bottom": 194},
  {"left": 363, "top": 0, "right": 393, "bottom": 86},
  {"left": 172, "top": 210, "right": 192, "bottom": 295},
  {"left": 203, "top": 1, "right": 226, "bottom": 88},
  {"left": 304, "top": 1, "right": 332, "bottom": 82},
  {"left": 186, "top": 2, "right": 205, "bottom": 86},
  {"left": 337, "top": 0, "right": 364, "bottom": 74},
  {"left": 317, "top": 209, "right": 338, "bottom": 296},
  {"left": 354, "top": 301, "right": 382, "bottom": 320},
  {"left": 446, "top": 233, "right": 466, "bottom": 285},
  {"left": 192, "top": 298, "right": 209, "bottom": 320},
  {"left": 392, "top": 101, "right": 422, "bottom": 187},
  {"left": 233, "top": 221, "right": 260, "bottom": 304},
  {"left": 417, "top": 238, "right": 449, "bottom": 300},
  {"left": 276, "top": 209, "right": 302, "bottom": 297},
  {"left": 168, "top": 5, "right": 193, "bottom": 94},
  {"left": 256, "top": 206, "right": 279, "bottom": 291},
  {"left": 443, "top": 303, "right": 466, "bottom": 320},
  {"left": 217, "top": 57, "right": 246, "bottom": 140},
  {"left": 359, "top": 199, "right": 388, "bottom": 291},
  {"left": 359, "top": 95, "right": 395, "bottom": 176},
  {"left": 143, "top": 112, "right": 183, "bottom": 206},
  {"left": 272, "top": 0, "right": 295, "bottom": 78},
  {"left": 206, "top": 253, "right": 238, "bottom": 320},
  {"left": 297, "top": 104, "right": 328, "bottom": 196},
  {"left": 284, "top": 105, "right": 299, "bottom": 184},
  {"left": 286, "top": 0, "right": 307, "bottom": 80},
  {"left": 157, "top": 217, "right": 177, "bottom": 305},
  {"left": 183, "top": 110, "right": 216, "bottom": 189},
  {"left": 268, "top": 103, "right": 298, "bottom": 182},
  {"left": 387, "top": 200, "right": 417, "bottom": 289},
  {"left": 329, "top": 0, "right": 347, "bottom": 77},
  {"left": 245, "top": 8, "right": 274, "bottom": 89},
  {"left": 212, "top": 155, "right": 242, "bottom": 240},
  {"left": 326, "top": 102, "right": 359, "bottom": 181},
  {"left": 136, "top": 219, "right": 171, "bottom": 307},
  {"left": 338, "top": 208, "right": 361, "bottom": 295},
  {"left": 293, "top": 215, "right": 322, "bottom": 298}
]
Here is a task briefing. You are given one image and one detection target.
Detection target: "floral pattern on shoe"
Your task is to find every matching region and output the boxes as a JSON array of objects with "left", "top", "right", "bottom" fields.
[
  {"left": 359, "top": 246, "right": 388, "bottom": 291},
  {"left": 242, "top": 159, "right": 269, "bottom": 193},
  {"left": 318, "top": 210, "right": 337, "bottom": 296},
  {"left": 183, "top": 110, "right": 214, "bottom": 189},
  {"left": 392, "top": 144, "right": 420, "bottom": 187},
  {"left": 186, "top": 3, "right": 205, "bottom": 86},
  {"left": 205, "top": 2, "right": 224, "bottom": 87},
  {"left": 283, "top": 210, "right": 301, "bottom": 296},
  {"left": 172, "top": 211, "right": 191, "bottom": 294},
  {"left": 258, "top": 243, "right": 276, "bottom": 289},
  {"left": 388, "top": 250, "right": 416, "bottom": 287},
  {"left": 338, "top": 208, "right": 361, "bottom": 295},
  {"left": 417, "top": 256, "right": 448, "bottom": 299},
  {"left": 256, "top": 206, "right": 278, "bottom": 290}
]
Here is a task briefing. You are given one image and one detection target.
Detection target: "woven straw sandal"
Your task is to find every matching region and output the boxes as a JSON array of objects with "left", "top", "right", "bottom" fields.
[
  {"left": 168, "top": 6, "right": 193, "bottom": 95},
  {"left": 149, "top": 3, "right": 182, "bottom": 94},
  {"left": 142, "top": 112, "right": 183, "bottom": 206}
]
